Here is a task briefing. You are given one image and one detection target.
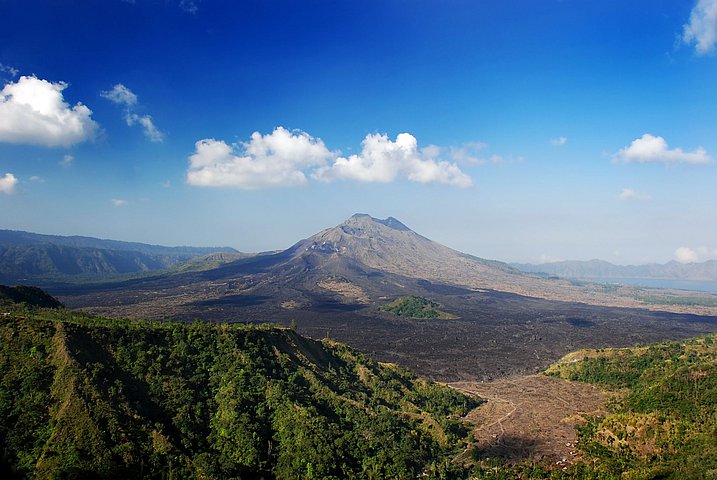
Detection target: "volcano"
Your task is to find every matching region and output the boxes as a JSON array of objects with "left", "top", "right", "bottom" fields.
[{"left": 55, "top": 214, "right": 717, "bottom": 380}]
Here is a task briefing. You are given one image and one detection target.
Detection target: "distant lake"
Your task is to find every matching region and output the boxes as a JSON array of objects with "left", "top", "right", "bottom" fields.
[{"left": 590, "top": 277, "right": 717, "bottom": 293}]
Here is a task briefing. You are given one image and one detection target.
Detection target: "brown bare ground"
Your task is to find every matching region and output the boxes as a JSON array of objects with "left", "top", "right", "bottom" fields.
[
  {"left": 451, "top": 375, "right": 605, "bottom": 466},
  {"left": 317, "top": 278, "right": 370, "bottom": 304}
]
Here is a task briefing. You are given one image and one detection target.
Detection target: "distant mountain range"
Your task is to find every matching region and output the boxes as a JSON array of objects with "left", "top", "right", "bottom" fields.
[
  {"left": 0, "top": 229, "right": 239, "bottom": 284},
  {"left": 512, "top": 259, "right": 717, "bottom": 282}
]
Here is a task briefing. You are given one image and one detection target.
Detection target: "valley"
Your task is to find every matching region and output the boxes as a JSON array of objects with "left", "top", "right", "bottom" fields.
[
  {"left": 5, "top": 1, "right": 717, "bottom": 477},
  {"left": 2, "top": 287, "right": 716, "bottom": 478},
  {"left": 4, "top": 215, "right": 717, "bottom": 477},
  {"left": 50, "top": 215, "right": 717, "bottom": 381}
]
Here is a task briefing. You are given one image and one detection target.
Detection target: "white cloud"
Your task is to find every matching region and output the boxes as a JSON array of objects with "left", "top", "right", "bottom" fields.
[
  {"left": 537, "top": 254, "right": 564, "bottom": 264},
  {"left": 0, "top": 173, "right": 18, "bottom": 194},
  {"left": 616, "top": 187, "right": 651, "bottom": 201},
  {"left": 315, "top": 132, "right": 472, "bottom": 187},
  {"left": 683, "top": 0, "right": 717, "bottom": 55},
  {"left": 101, "top": 83, "right": 163, "bottom": 142},
  {"left": 100, "top": 83, "right": 137, "bottom": 107},
  {"left": 551, "top": 136, "right": 567, "bottom": 146},
  {"left": 59, "top": 154, "right": 74, "bottom": 168},
  {"left": 448, "top": 142, "right": 488, "bottom": 165},
  {"left": 613, "top": 134, "right": 712, "bottom": 165},
  {"left": 127, "top": 113, "right": 164, "bottom": 142},
  {"left": 674, "top": 246, "right": 717, "bottom": 263},
  {"left": 111, "top": 198, "right": 128, "bottom": 207},
  {"left": 445, "top": 142, "right": 521, "bottom": 167},
  {"left": 187, "top": 127, "right": 334, "bottom": 189},
  {"left": 487, "top": 153, "right": 523, "bottom": 165},
  {"left": 179, "top": 0, "right": 199, "bottom": 14},
  {"left": 0, "top": 76, "right": 98, "bottom": 147},
  {"left": 188, "top": 128, "right": 474, "bottom": 189},
  {"left": 0, "top": 63, "right": 19, "bottom": 78},
  {"left": 29, "top": 175, "right": 44, "bottom": 182}
]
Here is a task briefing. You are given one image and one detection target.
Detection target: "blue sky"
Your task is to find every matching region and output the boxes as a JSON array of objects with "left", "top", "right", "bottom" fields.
[{"left": 1, "top": 0, "right": 717, "bottom": 264}]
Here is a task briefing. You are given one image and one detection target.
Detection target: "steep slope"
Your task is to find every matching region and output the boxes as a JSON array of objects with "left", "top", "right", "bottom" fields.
[
  {"left": 285, "top": 213, "right": 519, "bottom": 285},
  {"left": 0, "top": 229, "right": 239, "bottom": 284},
  {"left": 274, "top": 214, "right": 717, "bottom": 314},
  {"left": 0, "top": 304, "right": 478, "bottom": 479},
  {"left": 543, "top": 333, "right": 717, "bottom": 479},
  {"left": 0, "top": 285, "right": 63, "bottom": 308}
]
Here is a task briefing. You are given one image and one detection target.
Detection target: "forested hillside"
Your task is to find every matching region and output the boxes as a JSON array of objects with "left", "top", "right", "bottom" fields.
[
  {"left": 543, "top": 336, "right": 717, "bottom": 479},
  {"left": 0, "top": 302, "right": 478, "bottom": 479},
  {"left": 0, "top": 230, "right": 239, "bottom": 285},
  {"left": 3, "top": 287, "right": 717, "bottom": 479}
]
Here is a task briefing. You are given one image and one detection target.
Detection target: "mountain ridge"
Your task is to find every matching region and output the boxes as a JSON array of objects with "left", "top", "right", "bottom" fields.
[
  {"left": 0, "top": 229, "right": 237, "bottom": 256},
  {"left": 0, "top": 229, "right": 240, "bottom": 285},
  {"left": 0, "top": 302, "right": 477, "bottom": 479},
  {"left": 513, "top": 258, "right": 717, "bottom": 282}
]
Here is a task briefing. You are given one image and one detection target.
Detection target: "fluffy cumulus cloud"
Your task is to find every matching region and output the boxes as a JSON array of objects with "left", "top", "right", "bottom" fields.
[
  {"left": 314, "top": 132, "right": 472, "bottom": 187},
  {"left": 187, "top": 128, "right": 474, "bottom": 189},
  {"left": 616, "top": 188, "right": 651, "bottom": 201},
  {"left": 551, "top": 136, "right": 567, "bottom": 146},
  {"left": 0, "top": 76, "right": 98, "bottom": 147},
  {"left": 101, "top": 83, "right": 163, "bottom": 142},
  {"left": 674, "top": 246, "right": 717, "bottom": 263},
  {"left": 613, "top": 134, "right": 712, "bottom": 165},
  {"left": 683, "top": 0, "right": 717, "bottom": 55},
  {"left": 187, "top": 127, "right": 334, "bottom": 189},
  {"left": 0, "top": 173, "right": 18, "bottom": 194}
]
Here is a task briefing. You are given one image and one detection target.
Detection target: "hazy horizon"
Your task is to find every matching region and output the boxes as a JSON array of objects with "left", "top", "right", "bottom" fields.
[{"left": 2, "top": 1, "right": 717, "bottom": 265}]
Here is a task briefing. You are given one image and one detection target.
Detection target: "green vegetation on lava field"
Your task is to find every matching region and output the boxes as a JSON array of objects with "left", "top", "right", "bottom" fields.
[{"left": 380, "top": 295, "right": 458, "bottom": 319}]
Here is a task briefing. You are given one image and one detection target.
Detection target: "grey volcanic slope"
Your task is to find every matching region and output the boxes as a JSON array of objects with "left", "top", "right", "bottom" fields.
[
  {"left": 287, "top": 213, "right": 518, "bottom": 281},
  {"left": 56, "top": 214, "right": 717, "bottom": 380},
  {"left": 272, "top": 214, "right": 717, "bottom": 314},
  {"left": 56, "top": 214, "right": 717, "bottom": 316},
  {"left": 513, "top": 258, "right": 717, "bottom": 282}
]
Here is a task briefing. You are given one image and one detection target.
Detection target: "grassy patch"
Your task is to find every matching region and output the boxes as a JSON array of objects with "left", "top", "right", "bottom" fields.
[{"left": 380, "top": 295, "right": 458, "bottom": 319}]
